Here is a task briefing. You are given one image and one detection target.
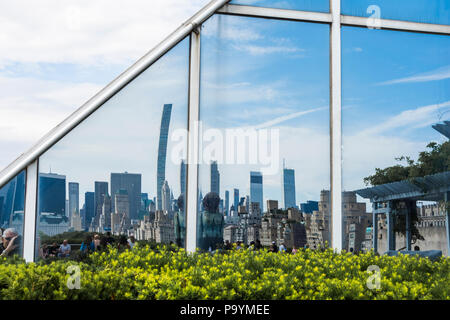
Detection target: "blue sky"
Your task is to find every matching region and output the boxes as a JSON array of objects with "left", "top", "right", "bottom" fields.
[
  {"left": 342, "top": 27, "right": 450, "bottom": 194},
  {"left": 198, "top": 14, "right": 330, "bottom": 209},
  {"left": 343, "top": 0, "right": 450, "bottom": 25}
]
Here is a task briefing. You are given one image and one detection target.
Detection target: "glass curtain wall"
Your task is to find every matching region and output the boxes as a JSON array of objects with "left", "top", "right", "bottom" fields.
[
  {"left": 0, "top": 171, "right": 26, "bottom": 258},
  {"left": 342, "top": 27, "right": 450, "bottom": 254},
  {"left": 197, "top": 14, "right": 330, "bottom": 251},
  {"left": 35, "top": 38, "right": 191, "bottom": 260}
]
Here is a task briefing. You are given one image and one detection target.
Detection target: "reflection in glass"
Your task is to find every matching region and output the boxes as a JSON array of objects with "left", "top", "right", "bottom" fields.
[
  {"left": 198, "top": 15, "right": 330, "bottom": 251},
  {"left": 230, "top": 0, "right": 329, "bottom": 12},
  {"left": 0, "top": 171, "right": 26, "bottom": 258},
  {"left": 35, "top": 38, "right": 190, "bottom": 260},
  {"left": 342, "top": 27, "right": 450, "bottom": 255},
  {"left": 342, "top": 0, "right": 450, "bottom": 26}
]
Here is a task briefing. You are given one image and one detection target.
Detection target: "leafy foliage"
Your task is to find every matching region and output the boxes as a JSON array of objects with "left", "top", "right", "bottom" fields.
[
  {"left": 364, "top": 141, "right": 450, "bottom": 186},
  {"left": 0, "top": 246, "right": 449, "bottom": 300}
]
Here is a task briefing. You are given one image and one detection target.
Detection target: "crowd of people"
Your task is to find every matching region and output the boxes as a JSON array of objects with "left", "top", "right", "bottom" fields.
[
  {"left": 220, "top": 239, "right": 300, "bottom": 254},
  {"left": 40, "top": 232, "right": 137, "bottom": 259}
]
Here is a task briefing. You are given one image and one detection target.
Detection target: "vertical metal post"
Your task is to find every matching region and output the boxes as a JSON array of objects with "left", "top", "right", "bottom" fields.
[
  {"left": 372, "top": 202, "right": 378, "bottom": 253},
  {"left": 330, "top": 0, "right": 342, "bottom": 251},
  {"left": 405, "top": 201, "right": 412, "bottom": 251},
  {"left": 186, "top": 29, "right": 201, "bottom": 253},
  {"left": 23, "top": 159, "right": 38, "bottom": 262},
  {"left": 387, "top": 201, "right": 395, "bottom": 251},
  {"left": 445, "top": 192, "right": 450, "bottom": 256}
]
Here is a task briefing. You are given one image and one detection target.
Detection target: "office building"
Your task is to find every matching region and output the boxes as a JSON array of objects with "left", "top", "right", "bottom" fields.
[
  {"left": 250, "top": 171, "right": 263, "bottom": 214},
  {"left": 283, "top": 168, "right": 296, "bottom": 209}
]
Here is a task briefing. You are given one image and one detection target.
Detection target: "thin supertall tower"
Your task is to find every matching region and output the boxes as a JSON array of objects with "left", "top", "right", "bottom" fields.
[{"left": 156, "top": 104, "right": 173, "bottom": 210}]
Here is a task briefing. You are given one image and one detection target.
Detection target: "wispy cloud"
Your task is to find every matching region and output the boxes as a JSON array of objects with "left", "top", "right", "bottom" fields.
[
  {"left": 360, "top": 100, "right": 450, "bottom": 136},
  {"left": 378, "top": 65, "right": 450, "bottom": 85},
  {"left": 234, "top": 44, "right": 305, "bottom": 56},
  {"left": 254, "top": 106, "right": 327, "bottom": 129}
]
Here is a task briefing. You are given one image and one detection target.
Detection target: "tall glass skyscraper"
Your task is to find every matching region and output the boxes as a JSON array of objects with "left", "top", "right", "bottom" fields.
[
  {"left": 180, "top": 159, "right": 186, "bottom": 197},
  {"left": 210, "top": 161, "right": 220, "bottom": 196},
  {"left": 0, "top": 171, "right": 25, "bottom": 228},
  {"left": 283, "top": 168, "right": 296, "bottom": 209},
  {"left": 39, "top": 173, "right": 66, "bottom": 216},
  {"left": 68, "top": 182, "right": 79, "bottom": 220},
  {"left": 157, "top": 104, "right": 172, "bottom": 210},
  {"left": 224, "top": 190, "right": 229, "bottom": 216},
  {"left": 84, "top": 191, "right": 95, "bottom": 230},
  {"left": 250, "top": 171, "right": 263, "bottom": 214},
  {"left": 233, "top": 188, "right": 239, "bottom": 213}
]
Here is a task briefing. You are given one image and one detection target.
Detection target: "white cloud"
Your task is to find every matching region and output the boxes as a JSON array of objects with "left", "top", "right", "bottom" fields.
[
  {"left": 234, "top": 45, "right": 305, "bottom": 55},
  {"left": 0, "top": 0, "right": 209, "bottom": 67},
  {"left": 361, "top": 100, "right": 450, "bottom": 136},
  {"left": 378, "top": 65, "right": 450, "bottom": 85},
  {"left": 0, "top": 76, "right": 103, "bottom": 168}
]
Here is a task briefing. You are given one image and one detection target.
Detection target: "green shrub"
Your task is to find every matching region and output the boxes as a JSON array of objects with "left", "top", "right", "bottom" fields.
[{"left": 0, "top": 247, "right": 448, "bottom": 300}]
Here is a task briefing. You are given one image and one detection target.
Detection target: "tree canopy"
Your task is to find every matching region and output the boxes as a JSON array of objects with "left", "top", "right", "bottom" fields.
[{"left": 364, "top": 141, "right": 450, "bottom": 186}]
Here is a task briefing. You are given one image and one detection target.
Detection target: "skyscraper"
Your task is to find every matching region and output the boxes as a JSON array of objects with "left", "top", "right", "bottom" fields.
[
  {"left": 0, "top": 171, "right": 25, "bottom": 227},
  {"left": 162, "top": 180, "right": 171, "bottom": 213},
  {"left": 84, "top": 192, "right": 95, "bottom": 230},
  {"left": 68, "top": 182, "right": 79, "bottom": 220},
  {"left": 210, "top": 161, "right": 220, "bottom": 195},
  {"left": 114, "top": 189, "right": 130, "bottom": 218},
  {"left": 233, "top": 188, "right": 239, "bottom": 213},
  {"left": 94, "top": 181, "right": 108, "bottom": 223},
  {"left": 283, "top": 168, "right": 296, "bottom": 209},
  {"left": 180, "top": 159, "right": 186, "bottom": 197},
  {"left": 250, "top": 171, "right": 263, "bottom": 214},
  {"left": 111, "top": 172, "right": 142, "bottom": 220},
  {"left": 157, "top": 104, "right": 173, "bottom": 210},
  {"left": 39, "top": 173, "right": 66, "bottom": 216},
  {"left": 102, "top": 194, "right": 112, "bottom": 229},
  {"left": 225, "top": 190, "right": 229, "bottom": 216}
]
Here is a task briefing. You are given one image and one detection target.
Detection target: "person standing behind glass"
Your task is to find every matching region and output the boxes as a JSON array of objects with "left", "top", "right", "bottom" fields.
[{"left": 0, "top": 228, "right": 20, "bottom": 257}]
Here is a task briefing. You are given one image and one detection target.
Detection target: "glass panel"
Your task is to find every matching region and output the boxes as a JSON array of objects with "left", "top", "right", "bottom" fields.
[
  {"left": 198, "top": 15, "right": 330, "bottom": 251},
  {"left": 230, "top": 0, "right": 329, "bottom": 13},
  {"left": 0, "top": 170, "right": 26, "bottom": 258},
  {"left": 342, "top": 0, "right": 450, "bottom": 26},
  {"left": 342, "top": 27, "right": 450, "bottom": 254},
  {"left": 35, "top": 38, "right": 190, "bottom": 260}
]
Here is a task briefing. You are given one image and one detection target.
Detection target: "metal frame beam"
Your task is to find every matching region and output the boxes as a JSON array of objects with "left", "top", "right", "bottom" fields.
[
  {"left": 372, "top": 203, "right": 378, "bottom": 254},
  {"left": 218, "top": 4, "right": 332, "bottom": 24},
  {"left": 341, "top": 15, "right": 450, "bottom": 35},
  {"left": 23, "top": 160, "right": 38, "bottom": 262},
  {"left": 186, "top": 30, "right": 201, "bottom": 253},
  {"left": 330, "top": 0, "right": 342, "bottom": 251}
]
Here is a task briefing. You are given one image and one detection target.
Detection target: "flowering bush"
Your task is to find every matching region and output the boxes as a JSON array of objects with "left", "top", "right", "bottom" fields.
[{"left": 0, "top": 245, "right": 448, "bottom": 300}]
